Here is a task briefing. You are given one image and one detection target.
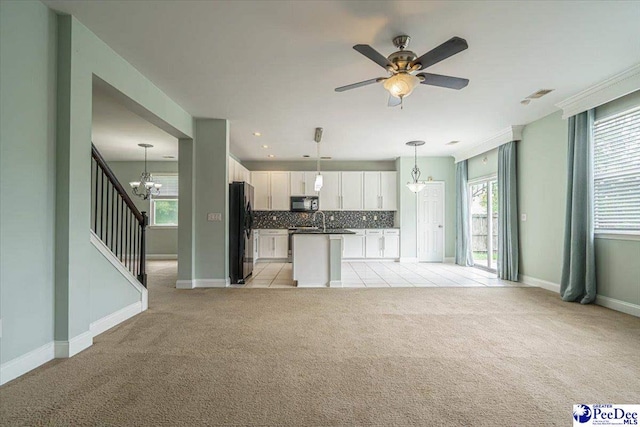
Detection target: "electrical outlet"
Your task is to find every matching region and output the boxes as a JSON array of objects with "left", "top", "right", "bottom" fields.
[
  {"left": 374, "top": 215, "right": 378, "bottom": 220},
  {"left": 362, "top": 216, "right": 366, "bottom": 220},
  {"left": 330, "top": 215, "right": 334, "bottom": 221},
  {"left": 521, "top": 213, "right": 527, "bottom": 221},
  {"left": 207, "top": 212, "right": 222, "bottom": 222},
  {"left": 272, "top": 216, "right": 277, "bottom": 221}
]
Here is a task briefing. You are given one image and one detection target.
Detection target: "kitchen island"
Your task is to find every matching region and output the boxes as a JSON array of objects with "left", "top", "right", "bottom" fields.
[{"left": 291, "top": 229, "right": 355, "bottom": 287}]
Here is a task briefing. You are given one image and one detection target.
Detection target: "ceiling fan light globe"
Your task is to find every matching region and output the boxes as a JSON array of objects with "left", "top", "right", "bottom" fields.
[{"left": 383, "top": 73, "right": 420, "bottom": 98}]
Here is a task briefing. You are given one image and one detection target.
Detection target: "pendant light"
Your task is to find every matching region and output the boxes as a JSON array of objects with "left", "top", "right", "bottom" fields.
[
  {"left": 405, "top": 140, "right": 427, "bottom": 193},
  {"left": 129, "top": 143, "right": 162, "bottom": 200},
  {"left": 314, "top": 127, "right": 324, "bottom": 191}
]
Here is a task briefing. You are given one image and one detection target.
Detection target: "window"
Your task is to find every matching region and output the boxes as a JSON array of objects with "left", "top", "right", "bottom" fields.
[
  {"left": 150, "top": 174, "right": 178, "bottom": 226},
  {"left": 469, "top": 176, "right": 498, "bottom": 271},
  {"left": 593, "top": 106, "right": 640, "bottom": 234}
]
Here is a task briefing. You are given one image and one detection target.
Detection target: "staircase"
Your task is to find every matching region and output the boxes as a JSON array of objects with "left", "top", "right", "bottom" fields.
[{"left": 91, "top": 143, "right": 148, "bottom": 287}]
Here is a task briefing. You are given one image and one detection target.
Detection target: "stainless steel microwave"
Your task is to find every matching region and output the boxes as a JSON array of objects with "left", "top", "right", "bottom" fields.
[{"left": 290, "top": 196, "right": 319, "bottom": 212}]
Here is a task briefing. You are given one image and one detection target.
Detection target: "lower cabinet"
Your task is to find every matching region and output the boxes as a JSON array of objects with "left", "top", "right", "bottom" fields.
[
  {"left": 257, "top": 230, "right": 288, "bottom": 259},
  {"left": 342, "top": 230, "right": 366, "bottom": 258},
  {"left": 344, "top": 229, "right": 400, "bottom": 259}
]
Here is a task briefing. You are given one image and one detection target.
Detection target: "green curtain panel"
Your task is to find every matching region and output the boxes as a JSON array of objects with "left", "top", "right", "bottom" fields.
[
  {"left": 497, "top": 141, "right": 519, "bottom": 281},
  {"left": 561, "top": 109, "right": 596, "bottom": 304},
  {"left": 455, "top": 160, "right": 473, "bottom": 266}
]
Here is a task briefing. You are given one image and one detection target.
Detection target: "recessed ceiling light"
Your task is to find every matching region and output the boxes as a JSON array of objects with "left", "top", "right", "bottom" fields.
[
  {"left": 267, "top": 154, "right": 275, "bottom": 158},
  {"left": 446, "top": 141, "right": 460, "bottom": 145},
  {"left": 261, "top": 145, "right": 269, "bottom": 149},
  {"left": 302, "top": 155, "right": 310, "bottom": 158},
  {"left": 526, "top": 89, "right": 554, "bottom": 99},
  {"left": 320, "top": 156, "right": 332, "bottom": 160},
  {"left": 520, "top": 99, "right": 531, "bottom": 106},
  {"left": 253, "top": 132, "right": 262, "bottom": 137},
  {"left": 162, "top": 155, "right": 176, "bottom": 159}
]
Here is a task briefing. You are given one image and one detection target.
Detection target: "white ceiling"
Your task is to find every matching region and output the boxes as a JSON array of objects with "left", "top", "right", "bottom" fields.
[
  {"left": 47, "top": 0, "right": 640, "bottom": 161},
  {"left": 92, "top": 81, "right": 178, "bottom": 161}
]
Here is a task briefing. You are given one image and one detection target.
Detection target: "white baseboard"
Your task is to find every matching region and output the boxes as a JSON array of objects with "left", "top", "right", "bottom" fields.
[
  {"left": 519, "top": 274, "right": 561, "bottom": 293},
  {"left": 595, "top": 295, "right": 640, "bottom": 318},
  {"left": 444, "top": 257, "right": 455, "bottom": 263},
  {"left": 146, "top": 254, "right": 177, "bottom": 260},
  {"left": 0, "top": 342, "right": 55, "bottom": 385},
  {"left": 176, "top": 278, "right": 230, "bottom": 289},
  {"left": 399, "top": 257, "right": 419, "bottom": 263},
  {"left": 329, "top": 280, "right": 342, "bottom": 287},
  {"left": 54, "top": 330, "right": 93, "bottom": 359},
  {"left": 90, "top": 302, "right": 143, "bottom": 337}
]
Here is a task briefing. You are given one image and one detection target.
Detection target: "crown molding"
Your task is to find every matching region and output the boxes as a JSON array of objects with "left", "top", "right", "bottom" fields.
[
  {"left": 454, "top": 125, "right": 524, "bottom": 163},
  {"left": 556, "top": 63, "right": 640, "bottom": 119}
]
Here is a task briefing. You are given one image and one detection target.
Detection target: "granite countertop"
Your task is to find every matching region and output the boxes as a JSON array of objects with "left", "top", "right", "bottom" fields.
[{"left": 290, "top": 229, "right": 356, "bottom": 235}]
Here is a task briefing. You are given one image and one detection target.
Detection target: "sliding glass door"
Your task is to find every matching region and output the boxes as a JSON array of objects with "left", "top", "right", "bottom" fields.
[{"left": 469, "top": 177, "right": 498, "bottom": 271}]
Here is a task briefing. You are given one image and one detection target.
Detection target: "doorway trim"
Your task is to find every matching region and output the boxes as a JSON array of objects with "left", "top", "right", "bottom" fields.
[{"left": 416, "top": 181, "right": 446, "bottom": 262}]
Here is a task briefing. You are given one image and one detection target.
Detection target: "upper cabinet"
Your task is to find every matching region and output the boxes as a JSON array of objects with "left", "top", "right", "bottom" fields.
[
  {"left": 341, "top": 172, "right": 364, "bottom": 210},
  {"left": 250, "top": 171, "right": 291, "bottom": 211},
  {"left": 319, "top": 172, "right": 341, "bottom": 210},
  {"left": 363, "top": 171, "right": 397, "bottom": 210},
  {"left": 251, "top": 169, "right": 397, "bottom": 211},
  {"left": 290, "top": 172, "right": 318, "bottom": 196},
  {"left": 228, "top": 157, "right": 251, "bottom": 184}
]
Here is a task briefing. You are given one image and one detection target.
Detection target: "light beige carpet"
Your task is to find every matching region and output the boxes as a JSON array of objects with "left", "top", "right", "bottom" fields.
[{"left": 1, "top": 261, "right": 639, "bottom": 426}]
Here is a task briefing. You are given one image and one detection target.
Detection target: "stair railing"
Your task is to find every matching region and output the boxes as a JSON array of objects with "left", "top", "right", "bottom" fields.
[{"left": 91, "top": 143, "right": 147, "bottom": 287}]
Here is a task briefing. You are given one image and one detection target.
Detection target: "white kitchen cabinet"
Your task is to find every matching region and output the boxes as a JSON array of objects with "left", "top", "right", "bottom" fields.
[
  {"left": 270, "top": 172, "right": 290, "bottom": 210},
  {"left": 383, "top": 229, "right": 400, "bottom": 258},
  {"left": 319, "top": 172, "right": 341, "bottom": 210},
  {"left": 257, "top": 230, "right": 288, "bottom": 259},
  {"left": 341, "top": 172, "right": 364, "bottom": 210},
  {"left": 250, "top": 172, "right": 290, "bottom": 210},
  {"left": 251, "top": 172, "right": 270, "bottom": 210},
  {"left": 342, "top": 230, "right": 365, "bottom": 258},
  {"left": 290, "top": 171, "right": 317, "bottom": 196},
  {"left": 365, "top": 230, "right": 384, "bottom": 258},
  {"left": 364, "top": 171, "right": 397, "bottom": 210},
  {"left": 365, "top": 229, "right": 399, "bottom": 259}
]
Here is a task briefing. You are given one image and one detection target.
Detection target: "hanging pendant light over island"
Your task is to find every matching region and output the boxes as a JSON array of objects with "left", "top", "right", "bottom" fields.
[{"left": 405, "top": 140, "right": 427, "bottom": 193}]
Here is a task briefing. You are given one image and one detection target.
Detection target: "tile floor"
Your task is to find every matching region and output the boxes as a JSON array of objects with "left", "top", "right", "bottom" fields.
[{"left": 238, "top": 261, "right": 524, "bottom": 288}]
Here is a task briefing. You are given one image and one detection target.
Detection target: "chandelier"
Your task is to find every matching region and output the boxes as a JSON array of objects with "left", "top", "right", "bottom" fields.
[
  {"left": 405, "top": 140, "right": 427, "bottom": 193},
  {"left": 129, "top": 143, "right": 161, "bottom": 200}
]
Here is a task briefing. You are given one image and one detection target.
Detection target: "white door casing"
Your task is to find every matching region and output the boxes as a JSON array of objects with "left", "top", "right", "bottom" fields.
[{"left": 417, "top": 182, "right": 445, "bottom": 262}]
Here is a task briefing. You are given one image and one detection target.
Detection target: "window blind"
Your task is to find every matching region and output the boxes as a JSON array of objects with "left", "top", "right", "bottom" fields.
[
  {"left": 151, "top": 174, "right": 179, "bottom": 198},
  {"left": 593, "top": 106, "right": 640, "bottom": 232}
]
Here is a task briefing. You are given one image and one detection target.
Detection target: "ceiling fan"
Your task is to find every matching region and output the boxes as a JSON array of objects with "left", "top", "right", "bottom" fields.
[{"left": 335, "top": 35, "right": 469, "bottom": 108}]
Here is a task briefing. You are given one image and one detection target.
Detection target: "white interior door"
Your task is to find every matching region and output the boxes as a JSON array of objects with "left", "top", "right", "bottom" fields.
[{"left": 417, "top": 182, "right": 445, "bottom": 262}]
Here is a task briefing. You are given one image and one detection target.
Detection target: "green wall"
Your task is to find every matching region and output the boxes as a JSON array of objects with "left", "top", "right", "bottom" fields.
[
  {"left": 243, "top": 160, "right": 396, "bottom": 171},
  {"left": 398, "top": 156, "right": 456, "bottom": 259},
  {"left": 517, "top": 111, "right": 568, "bottom": 284},
  {"left": 0, "top": 0, "right": 58, "bottom": 364},
  {"left": 89, "top": 245, "right": 141, "bottom": 322},
  {"left": 517, "top": 110, "right": 638, "bottom": 307},
  {"left": 108, "top": 161, "right": 179, "bottom": 255},
  {"left": 468, "top": 148, "right": 498, "bottom": 180}
]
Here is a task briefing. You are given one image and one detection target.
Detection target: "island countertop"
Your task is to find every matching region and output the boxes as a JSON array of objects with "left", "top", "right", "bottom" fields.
[{"left": 290, "top": 229, "right": 355, "bottom": 235}]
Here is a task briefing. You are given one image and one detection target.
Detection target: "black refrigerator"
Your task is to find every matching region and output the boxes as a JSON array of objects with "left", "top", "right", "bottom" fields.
[{"left": 229, "top": 181, "right": 254, "bottom": 284}]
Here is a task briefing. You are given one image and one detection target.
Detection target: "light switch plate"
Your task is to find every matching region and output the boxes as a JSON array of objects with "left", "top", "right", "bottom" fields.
[
  {"left": 207, "top": 212, "right": 222, "bottom": 222},
  {"left": 521, "top": 213, "right": 527, "bottom": 221}
]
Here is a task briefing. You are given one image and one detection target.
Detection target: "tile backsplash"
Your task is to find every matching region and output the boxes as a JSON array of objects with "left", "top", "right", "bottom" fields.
[{"left": 253, "top": 211, "right": 396, "bottom": 229}]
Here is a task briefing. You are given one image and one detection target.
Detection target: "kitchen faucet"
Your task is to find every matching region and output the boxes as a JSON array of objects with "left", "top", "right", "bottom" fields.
[{"left": 313, "top": 211, "right": 326, "bottom": 232}]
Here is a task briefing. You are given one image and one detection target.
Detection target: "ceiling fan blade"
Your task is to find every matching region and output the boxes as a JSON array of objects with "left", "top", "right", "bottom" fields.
[
  {"left": 388, "top": 95, "right": 401, "bottom": 107},
  {"left": 410, "top": 36, "right": 468, "bottom": 69},
  {"left": 335, "top": 77, "right": 386, "bottom": 92},
  {"left": 353, "top": 44, "right": 395, "bottom": 70},
  {"left": 417, "top": 73, "right": 469, "bottom": 90}
]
